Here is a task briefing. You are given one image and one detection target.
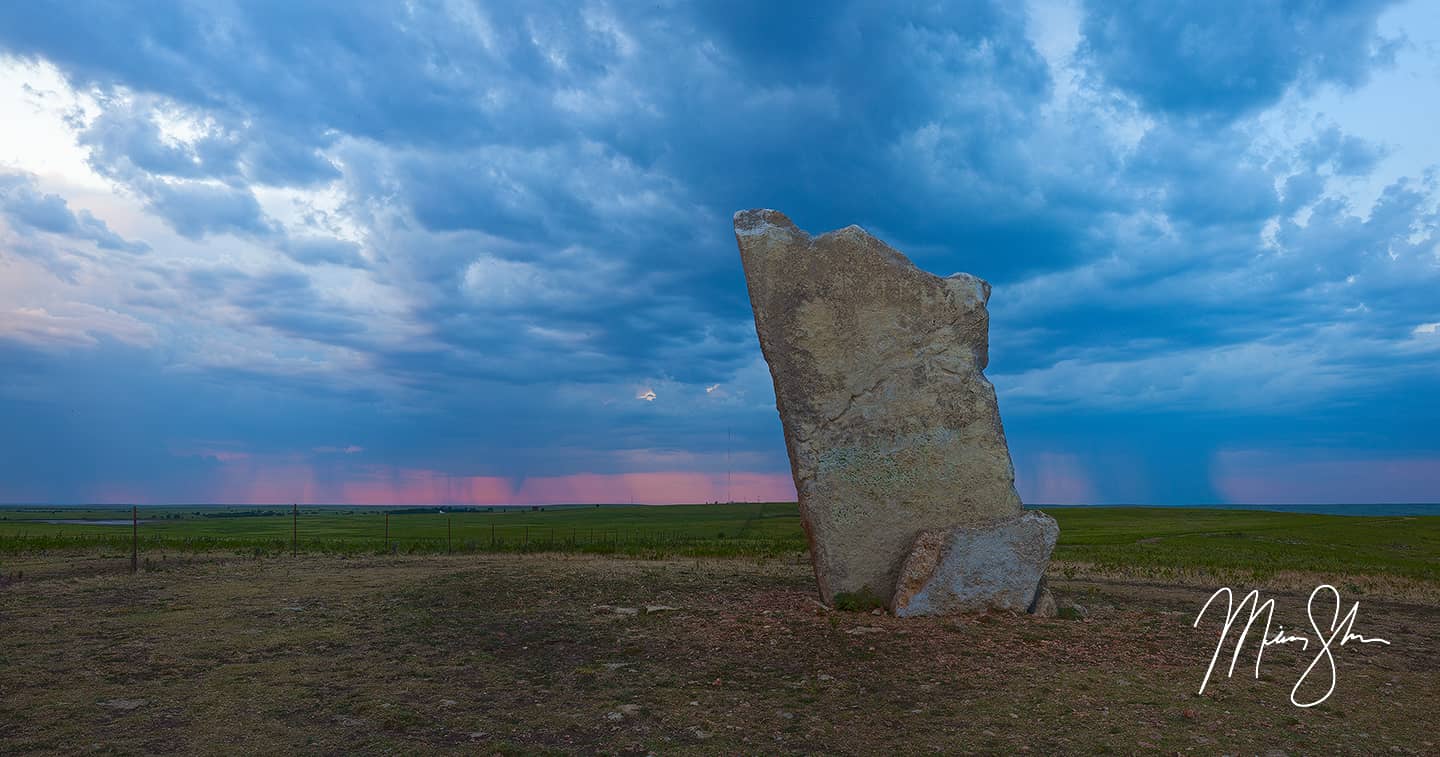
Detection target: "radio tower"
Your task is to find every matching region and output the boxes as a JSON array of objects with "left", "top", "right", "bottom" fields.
[{"left": 726, "top": 426, "right": 732, "bottom": 505}]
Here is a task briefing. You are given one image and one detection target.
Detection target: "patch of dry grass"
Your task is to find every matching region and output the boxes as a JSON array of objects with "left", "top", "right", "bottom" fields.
[
  {"left": 1050, "top": 559, "right": 1440, "bottom": 605},
  {"left": 1, "top": 554, "right": 1436, "bottom": 754}
]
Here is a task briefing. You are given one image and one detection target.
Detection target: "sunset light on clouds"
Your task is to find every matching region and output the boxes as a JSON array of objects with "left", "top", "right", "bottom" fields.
[{"left": 1, "top": 1, "right": 1437, "bottom": 505}]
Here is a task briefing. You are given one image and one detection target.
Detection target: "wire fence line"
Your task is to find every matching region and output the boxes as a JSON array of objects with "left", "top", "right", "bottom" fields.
[{"left": 0, "top": 516, "right": 809, "bottom": 564}]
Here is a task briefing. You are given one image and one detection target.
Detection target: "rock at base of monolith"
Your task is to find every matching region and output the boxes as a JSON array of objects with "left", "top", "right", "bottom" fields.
[
  {"left": 734, "top": 208, "right": 1039, "bottom": 607},
  {"left": 891, "top": 511, "right": 1059, "bottom": 617},
  {"left": 1028, "top": 577, "right": 1057, "bottom": 618}
]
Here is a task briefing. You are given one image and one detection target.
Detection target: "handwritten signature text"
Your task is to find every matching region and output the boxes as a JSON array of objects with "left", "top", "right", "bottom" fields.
[{"left": 1192, "top": 584, "right": 1391, "bottom": 707}]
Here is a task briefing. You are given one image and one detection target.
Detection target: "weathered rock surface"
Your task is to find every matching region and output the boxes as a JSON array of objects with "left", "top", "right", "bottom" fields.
[
  {"left": 892, "top": 511, "right": 1059, "bottom": 617},
  {"left": 1028, "top": 577, "right": 1058, "bottom": 618},
  {"left": 734, "top": 208, "right": 1047, "bottom": 607}
]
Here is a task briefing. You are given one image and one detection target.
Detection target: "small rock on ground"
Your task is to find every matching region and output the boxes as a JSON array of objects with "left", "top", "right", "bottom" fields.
[
  {"left": 1058, "top": 603, "right": 1088, "bottom": 620},
  {"left": 99, "top": 699, "right": 146, "bottom": 710}
]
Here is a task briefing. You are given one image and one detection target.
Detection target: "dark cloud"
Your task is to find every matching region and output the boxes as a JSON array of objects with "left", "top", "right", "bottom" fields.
[
  {"left": 280, "top": 236, "right": 367, "bottom": 268},
  {"left": 1078, "top": 0, "right": 1402, "bottom": 120},
  {"left": 1299, "top": 125, "right": 1389, "bottom": 176},
  {"left": 0, "top": 1, "right": 1435, "bottom": 503},
  {"left": 142, "top": 179, "right": 275, "bottom": 239},
  {"left": 0, "top": 171, "right": 149, "bottom": 252},
  {"left": 78, "top": 96, "right": 340, "bottom": 188},
  {"left": 1125, "top": 123, "right": 1281, "bottom": 226}
]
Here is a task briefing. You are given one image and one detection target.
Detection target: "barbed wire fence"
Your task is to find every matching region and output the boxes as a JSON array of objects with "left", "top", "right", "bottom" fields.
[{"left": 0, "top": 504, "right": 810, "bottom": 571}]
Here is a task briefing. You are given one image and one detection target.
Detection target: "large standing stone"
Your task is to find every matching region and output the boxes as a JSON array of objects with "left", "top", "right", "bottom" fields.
[{"left": 734, "top": 208, "right": 1050, "bottom": 610}]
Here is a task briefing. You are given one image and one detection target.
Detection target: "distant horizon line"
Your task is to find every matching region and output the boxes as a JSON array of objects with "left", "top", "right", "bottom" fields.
[{"left": 3, "top": 501, "right": 1438, "bottom": 509}]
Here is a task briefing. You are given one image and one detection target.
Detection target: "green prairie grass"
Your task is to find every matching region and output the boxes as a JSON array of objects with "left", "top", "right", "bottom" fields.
[{"left": 2, "top": 503, "right": 1436, "bottom": 585}]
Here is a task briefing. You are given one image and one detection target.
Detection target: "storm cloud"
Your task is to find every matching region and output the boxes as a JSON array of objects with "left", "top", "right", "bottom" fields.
[{"left": 0, "top": 0, "right": 1436, "bottom": 504}]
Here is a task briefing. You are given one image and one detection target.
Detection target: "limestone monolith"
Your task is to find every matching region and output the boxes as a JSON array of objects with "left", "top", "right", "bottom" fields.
[{"left": 733, "top": 208, "right": 1054, "bottom": 612}]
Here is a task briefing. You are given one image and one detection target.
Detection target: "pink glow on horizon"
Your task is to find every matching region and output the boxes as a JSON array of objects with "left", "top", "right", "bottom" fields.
[
  {"left": 81, "top": 458, "right": 798, "bottom": 505},
  {"left": 334, "top": 468, "right": 513, "bottom": 505},
  {"left": 513, "top": 471, "right": 796, "bottom": 504},
  {"left": 1211, "top": 450, "right": 1440, "bottom": 504},
  {"left": 1015, "top": 452, "right": 1097, "bottom": 505}
]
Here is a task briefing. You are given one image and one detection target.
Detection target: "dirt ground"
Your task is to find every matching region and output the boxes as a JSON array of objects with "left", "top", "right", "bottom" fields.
[{"left": 1, "top": 552, "right": 1436, "bottom": 755}]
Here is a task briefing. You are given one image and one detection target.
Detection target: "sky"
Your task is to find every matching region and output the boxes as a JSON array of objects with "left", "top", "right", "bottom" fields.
[{"left": 0, "top": 1, "right": 1437, "bottom": 506}]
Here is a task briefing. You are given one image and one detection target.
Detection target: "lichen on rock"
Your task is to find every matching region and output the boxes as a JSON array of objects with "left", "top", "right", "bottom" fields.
[{"left": 892, "top": 511, "right": 1059, "bottom": 617}]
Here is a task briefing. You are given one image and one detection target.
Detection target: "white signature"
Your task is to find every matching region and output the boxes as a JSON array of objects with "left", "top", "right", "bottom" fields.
[{"left": 1192, "top": 584, "right": 1391, "bottom": 707}]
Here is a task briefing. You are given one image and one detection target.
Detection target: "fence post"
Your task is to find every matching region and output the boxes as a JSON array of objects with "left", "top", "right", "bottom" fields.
[
  {"left": 385, "top": 511, "right": 389, "bottom": 552},
  {"left": 447, "top": 515, "right": 452, "bottom": 555},
  {"left": 292, "top": 503, "right": 297, "bottom": 558},
  {"left": 131, "top": 505, "right": 137, "bottom": 573}
]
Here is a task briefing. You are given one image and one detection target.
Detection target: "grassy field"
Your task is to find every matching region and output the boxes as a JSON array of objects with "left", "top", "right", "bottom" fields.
[
  {"left": 0, "top": 503, "right": 808, "bottom": 559},
  {"left": 1, "top": 552, "right": 1436, "bottom": 754},
  {"left": 3, "top": 504, "right": 1438, "bottom": 596},
  {"left": 3, "top": 505, "right": 1438, "bottom": 753}
]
